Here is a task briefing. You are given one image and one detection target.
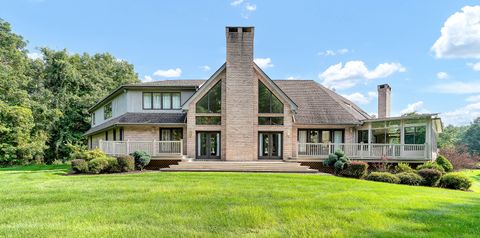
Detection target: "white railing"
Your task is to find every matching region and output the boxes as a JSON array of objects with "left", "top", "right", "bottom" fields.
[
  {"left": 99, "top": 140, "right": 183, "bottom": 156},
  {"left": 297, "top": 143, "right": 427, "bottom": 160}
]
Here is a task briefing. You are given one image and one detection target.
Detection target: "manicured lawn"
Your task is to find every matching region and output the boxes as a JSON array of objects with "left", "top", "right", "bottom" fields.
[{"left": 0, "top": 165, "right": 479, "bottom": 237}]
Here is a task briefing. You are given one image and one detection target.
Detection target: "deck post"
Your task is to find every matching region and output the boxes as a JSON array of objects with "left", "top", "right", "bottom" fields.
[
  {"left": 360, "top": 142, "right": 364, "bottom": 159},
  {"left": 126, "top": 139, "right": 130, "bottom": 155},
  {"left": 180, "top": 139, "right": 183, "bottom": 155},
  {"left": 112, "top": 141, "right": 116, "bottom": 156},
  {"left": 99, "top": 139, "right": 103, "bottom": 151},
  {"left": 152, "top": 139, "right": 156, "bottom": 156}
]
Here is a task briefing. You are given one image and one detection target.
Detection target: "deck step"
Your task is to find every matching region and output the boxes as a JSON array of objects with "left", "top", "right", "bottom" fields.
[{"left": 160, "top": 161, "right": 318, "bottom": 173}]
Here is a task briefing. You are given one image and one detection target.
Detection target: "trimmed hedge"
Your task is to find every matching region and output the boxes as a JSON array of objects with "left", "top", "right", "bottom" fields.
[
  {"left": 341, "top": 161, "right": 368, "bottom": 178},
  {"left": 397, "top": 172, "right": 422, "bottom": 186},
  {"left": 436, "top": 155, "right": 454, "bottom": 172},
  {"left": 439, "top": 174, "right": 472, "bottom": 190},
  {"left": 395, "top": 163, "right": 414, "bottom": 173},
  {"left": 417, "top": 169, "right": 442, "bottom": 186},
  {"left": 365, "top": 172, "right": 400, "bottom": 184},
  {"left": 117, "top": 155, "right": 135, "bottom": 172},
  {"left": 88, "top": 157, "right": 112, "bottom": 174},
  {"left": 417, "top": 162, "right": 445, "bottom": 173},
  {"left": 71, "top": 159, "right": 88, "bottom": 173}
]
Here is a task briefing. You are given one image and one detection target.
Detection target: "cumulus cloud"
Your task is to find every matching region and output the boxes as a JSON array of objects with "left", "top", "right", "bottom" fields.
[
  {"left": 466, "top": 95, "right": 480, "bottom": 102},
  {"left": 318, "top": 48, "right": 350, "bottom": 56},
  {"left": 432, "top": 81, "right": 480, "bottom": 94},
  {"left": 254, "top": 58, "right": 274, "bottom": 69},
  {"left": 442, "top": 102, "right": 480, "bottom": 125},
  {"left": 341, "top": 91, "right": 377, "bottom": 105},
  {"left": 467, "top": 62, "right": 480, "bottom": 71},
  {"left": 431, "top": 6, "right": 480, "bottom": 58},
  {"left": 142, "top": 75, "right": 154, "bottom": 82},
  {"left": 245, "top": 2, "right": 256, "bottom": 11},
  {"left": 153, "top": 68, "right": 182, "bottom": 78},
  {"left": 230, "top": 0, "right": 244, "bottom": 6},
  {"left": 319, "top": 60, "right": 406, "bottom": 89},
  {"left": 436, "top": 72, "right": 449, "bottom": 79},
  {"left": 27, "top": 52, "right": 42, "bottom": 60},
  {"left": 400, "top": 101, "right": 428, "bottom": 115},
  {"left": 200, "top": 65, "right": 211, "bottom": 71}
]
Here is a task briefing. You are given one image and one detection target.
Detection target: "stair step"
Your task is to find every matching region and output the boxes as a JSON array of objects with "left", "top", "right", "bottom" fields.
[{"left": 160, "top": 160, "right": 317, "bottom": 173}]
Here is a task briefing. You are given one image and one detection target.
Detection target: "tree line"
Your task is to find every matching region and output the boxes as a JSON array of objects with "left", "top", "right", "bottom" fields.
[{"left": 0, "top": 19, "right": 139, "bottom": 165}]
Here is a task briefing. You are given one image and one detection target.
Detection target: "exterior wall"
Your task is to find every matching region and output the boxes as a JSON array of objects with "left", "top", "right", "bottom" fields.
[{"left": 92, "top": 93, "right": 127, "bottom": 126}]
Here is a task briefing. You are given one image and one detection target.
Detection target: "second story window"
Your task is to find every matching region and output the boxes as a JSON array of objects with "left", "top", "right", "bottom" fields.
[
  {"left": 196, "top": 82, "right": 221, "bottom": 113},
  {"left": 104, "top": 102, "right": 112, "bottom": 120},
  {"left": 259, "top": 81, "right": 283, "bottom": 113},
  {"left": 91, "top": 113, "right": 96, "bottom": 126},
  {"left": 143, "top": 92, "right": 181, "bottom": 110}
]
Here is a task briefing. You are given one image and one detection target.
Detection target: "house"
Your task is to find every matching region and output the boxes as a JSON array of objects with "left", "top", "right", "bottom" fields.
[{"left": 85, "top": 26, "right": 442, "bottom": 171}]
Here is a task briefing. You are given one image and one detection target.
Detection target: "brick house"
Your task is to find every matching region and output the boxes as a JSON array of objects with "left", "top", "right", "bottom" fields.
[{"left": 85, "top": 27, "right": 442, "bottom": 170}]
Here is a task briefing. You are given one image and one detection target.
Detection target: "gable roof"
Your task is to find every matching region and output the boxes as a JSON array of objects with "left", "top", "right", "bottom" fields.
[
  {"left": 182, "top": 63, "right": 226, "bottom": 110},
  {"left": 274, "top": 80, "right": 371, "bottom": 124}
]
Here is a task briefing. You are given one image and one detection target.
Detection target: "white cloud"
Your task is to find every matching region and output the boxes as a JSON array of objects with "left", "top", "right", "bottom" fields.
[
  {"left": 342, "top": 91, "right": 377, "bottom": 105},
  {"left": 200, "top": 65, "right": 211, "bottom": 71},
  {"left": 245, "top": 2, "right": 256, "bottom": 11},
  {"left": 27, "top": 52, "right": 42, "bottom": 60},
  {"left": 254, "top": 58, "right": 274, "bottom": 69},
  {"left": 287, "top": 76, "right": 298, "bottom": 80},
  {"left": 436, "top": 72, "right": 449, "bottom": 79},
  {"left": 142, "top": 75, "right": 154, "bottom": 82},
  {"left": 442, "top": 102, "right": 480, "bottom": 125},
  {"left": 432, "top": 81, "right": 480, "bottom": 94},
  {"left": 319, "top": 60, "right": 406, "bottom": 89},
  {"left": 153, "top": 68, "right": 182, "bottom": 78},
  {"left": 467, "top": 62, "right": 480, "bottom": 71},
  {"left": 466, "top": 95, "right": 480, "bottom": 102},
  {"left": 431, "top": 6, "right": 480, "bottom": 58},
  {"left": 230, "top": 0, "right": 244, "bottom": 6},
  {"left": 400, "top": 101, "right": 427, "bottom": 115},
  {"left": 318, "top": 48, "right": 349, "bottom": 56}
]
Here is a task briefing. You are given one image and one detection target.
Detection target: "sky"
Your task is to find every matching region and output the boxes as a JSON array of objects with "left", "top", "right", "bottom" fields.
[{"left": 1, "top": 0, "right": 480, "bottom": 126}]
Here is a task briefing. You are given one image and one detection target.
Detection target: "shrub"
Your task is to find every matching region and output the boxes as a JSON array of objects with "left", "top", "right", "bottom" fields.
[
  {"left": 397, "top": 172, "right": 423, "bottom": 186},
  {"left": 439, "top": 174, "right": 472, "bottom": 190},
  {"left": 323, "top": 150, "right": 349, "bottom": 173},
  {"left": 88, "top": 157, "right": 112, "bottom": 174},
  {"left": 131, "top": 151, "right": 151, "bottom": 170},
  {"left": 417, "top": 162, "right": 445, "bottom": 173},
  {"left": 341, "top": 161, "right": 368, "bottom": 178},
  {"left": 117, "top": 155, "right": 135, "bottom": 172},
  {"left": 365, "top": 172, "right": 400, "bottom": 184},
  {"left": 71, "top": 148, "right": 108, "bottom": 162},
  {"left": 417, "top": 169, "right": 442, "bottom": 186},
  {"left": 71, "top": 159, "right": 88, "bottom": 173},
  {"left": 395, "top": 163, "right": 414, "bottom": 173},
  {"left": 439, "top": 146, "right": 479, "bottom": 170},
  {"left": 105, "top": 157, "right": 120, "bottom": 173},
  {"left": 436, "top": 155, "right": 453, "bottom": 172}
]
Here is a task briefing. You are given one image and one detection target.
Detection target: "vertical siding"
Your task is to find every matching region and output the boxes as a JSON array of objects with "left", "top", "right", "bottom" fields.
[
  {"left": 91, "top": 93, "right": 127, "bottom": 126},
  {"left": 126, "top": 90, "right": 195, "bottom": 113}
]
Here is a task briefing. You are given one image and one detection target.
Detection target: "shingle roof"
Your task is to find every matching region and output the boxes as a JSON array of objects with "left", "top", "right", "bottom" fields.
[
  {"left": 84, "top": 113, "right": 186, "bottom": 135},
  {"left": 126, "top": 80, "right": 205, "bottom": 87},
  {"left": 274, "top": 80, "right": 371, "bottom": 124}
]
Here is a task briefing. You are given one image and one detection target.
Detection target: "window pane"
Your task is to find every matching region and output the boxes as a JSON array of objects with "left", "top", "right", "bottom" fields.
[
  {"left": 196, "top": 82, "right": 221, "bottom": 113},
  {"left": 153, "top": 93, "right": 161, "bottom": 109},
  {"left": 162, "top": 93, "right": 171, "bottom": 109},
  {"left": 143, "top": 93, "right": 152, "bottom": 109},
  {"left": 196, "top": 116, "right": 221, "bottom": 125},
  {"left": 358, "top": 130, "right": 368, "bottom": 143},
  {"left": 309, "top": 130, "right": 319, "bottom": 143},
  {"left": 172, "top": 93, "right": 181, "bottom": 109},
  {"left": 415, "top": 126, "right": 426, "bottom": 144},
  {"left": 104, "top": 103, "right": 112, "bottom": 119},
  {"left": 196, "top": 96, "right": 209, "bottom": 113},
  {"left": 258, "top": 117, "right": 270, "bottom": 125},
  {"left": 172, "top": 129, "right": 183, "bottom": 140},
  {"left": 270, "top": 117, "right": 283, "bottom": 125},
  {"left": 321, "top": 131, "right": 331, "bottom": 143},
  {"left": 258, "top": 82, "right": 270, "bottom": 113},
  {"left": 271, "top": 94, "right": 283, "bottom": 113}
]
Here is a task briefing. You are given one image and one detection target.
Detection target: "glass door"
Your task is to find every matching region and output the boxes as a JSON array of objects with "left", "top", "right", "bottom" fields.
[
  {"left": 196, "top": 132, "right": 220, "bottom": 160},
  {"left": 258, "top": 132, "right": 282, "bottom": 160}
]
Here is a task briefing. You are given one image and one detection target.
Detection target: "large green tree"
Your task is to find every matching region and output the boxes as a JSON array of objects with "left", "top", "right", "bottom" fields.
[{"left": 463, "top": 117, "right": 480, "bottom": 155}]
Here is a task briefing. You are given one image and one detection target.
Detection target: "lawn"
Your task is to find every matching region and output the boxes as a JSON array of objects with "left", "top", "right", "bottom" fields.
[{"left": 0, "top": 165, "right": 479, "bottom": 237}]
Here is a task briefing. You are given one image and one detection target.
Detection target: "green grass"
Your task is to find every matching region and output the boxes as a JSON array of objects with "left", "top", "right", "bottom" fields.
[{"left": 0, "top": 165, "right": 479, "bottom": 237}]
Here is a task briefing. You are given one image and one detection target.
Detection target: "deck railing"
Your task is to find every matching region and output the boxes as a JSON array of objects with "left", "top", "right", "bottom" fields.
[
  {"left": 99, "top": 140, "right": 183, "bottom": 156},
  {"left": 297, "top": 143, "right": 427, "bottom": 160}
]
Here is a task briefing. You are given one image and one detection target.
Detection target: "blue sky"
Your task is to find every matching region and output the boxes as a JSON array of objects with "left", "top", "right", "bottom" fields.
[{"left": 2, "top": 0, "right": 480, "bottom": 125}]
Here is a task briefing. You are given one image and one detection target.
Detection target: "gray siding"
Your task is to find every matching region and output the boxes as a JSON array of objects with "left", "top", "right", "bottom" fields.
[
  {"left": 92, "top": 93, "right": 127, "bottom": 126},
  {"left": 126, "top": 90, "right": 195, "bottom": 113}
]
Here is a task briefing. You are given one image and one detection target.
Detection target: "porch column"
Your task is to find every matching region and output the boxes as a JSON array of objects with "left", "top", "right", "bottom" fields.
[
  {"left": 367, "top": 123, "right": 372, "bottom": 157},
  {"left": 400, "top": 120, "right": 405, "bottom": 157}
]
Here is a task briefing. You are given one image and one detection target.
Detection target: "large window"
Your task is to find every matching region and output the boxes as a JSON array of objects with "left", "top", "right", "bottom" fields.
[
  {"left": 258, "top": 81, "right": 283, "bottom": 113},
  {"left": 298, "top": 129, "right": 343, "bottom": 143},
  {"left": 371, "top": 121, "right": 400, "bottom": 144},
  {"left": 104, "top": 102, "right": 112, "bottom": 120},
  {"left": 404, "top": 126, "right": 426, "bottom": 144},
  {"left": 143, "top": 92, "right": 181, "bottom": 110},
  {"left": 160, "top": 128, "right": 183, "bottom": 141},
  {"left": 258, "top": 117, "right": 284, "bottom": 125},
  {"left": 196, "top": 82, "right": 221, "bottom": 113}
]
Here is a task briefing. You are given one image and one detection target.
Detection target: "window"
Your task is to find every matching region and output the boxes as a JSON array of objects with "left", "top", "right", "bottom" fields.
[
  {"left": 358, "top": 130, "right": 368, "bottom": 143},
  {"left": 196, "top": 116, "right": 221, "bottom": 125},
  {"left": 298, "top": 129, "right": 344, "bottom": 143},
  {"left": 104, "top": 102, "right": 112, "bottom": 120},
  {"left": 119, "top": 128, "right": 124, "bottom": 141},
  {"left": 91, "top": 113, "right": 95, "bottom": 126},
  {"left": 105, "top": 131, "right": 109, "bottom": 141},
  {"left": 160, "top": 128, "right": 183, "bottom": 141},
  {"left": 258, "top": 117, "right": 284, "bottom": 125},
  {"left": 196, "top": 82, "right": 221, "bottom": 113},
  {"left": 371, "top": 120, "right": 401, "bottom": 144},
  {"left": 258, "top": 81, "right": 283, "bottom": 113},
  {"left": 113, "top": 129, "right": 117, "bottom": 141},
  {"left": 143, "top": 92, "right": 181, "bottom": 110},
  {"left": 404, "top": 126, "right": 426, "bottom": 144}
]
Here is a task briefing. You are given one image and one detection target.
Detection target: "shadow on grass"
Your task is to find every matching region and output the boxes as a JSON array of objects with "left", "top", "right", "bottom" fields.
[
  {"left": 360, "top": 197, "right": 480, "bottom": 237},
  {"left": 0, "top": 164, "right": 70, "bottom": 172}
]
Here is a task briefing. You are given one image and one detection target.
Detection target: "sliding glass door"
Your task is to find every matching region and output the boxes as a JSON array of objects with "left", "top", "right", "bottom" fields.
[
  {"left": 258, "top": 132, "right": 282, "bottom": 160},
  {"left": 196, "top": 132, "right": 220, "bottom": 160}
]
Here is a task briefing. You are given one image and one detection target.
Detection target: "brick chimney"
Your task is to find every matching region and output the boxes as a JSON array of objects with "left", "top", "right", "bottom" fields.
[
  {"left": 225, "top": 26, "right": 256, "bottom": 160},
  {"left": 377, "top": 84, "right": 391, "bottom": 118}
]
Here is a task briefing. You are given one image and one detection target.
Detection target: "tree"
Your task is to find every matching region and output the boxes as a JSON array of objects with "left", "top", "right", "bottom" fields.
[
  {"left": 463, "top": 117, "right": 480, "bottom": 155},
  {"left": 438, "top": 125, "right": 468, "bottom": 149}
]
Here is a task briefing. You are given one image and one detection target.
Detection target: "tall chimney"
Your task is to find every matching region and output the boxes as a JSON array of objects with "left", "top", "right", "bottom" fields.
[
  {"left": 377, "top": 84, "right": 391, "bottom": 118},
  {"left": 225, "top": 26, "right": 256, "bottom": 160}
]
